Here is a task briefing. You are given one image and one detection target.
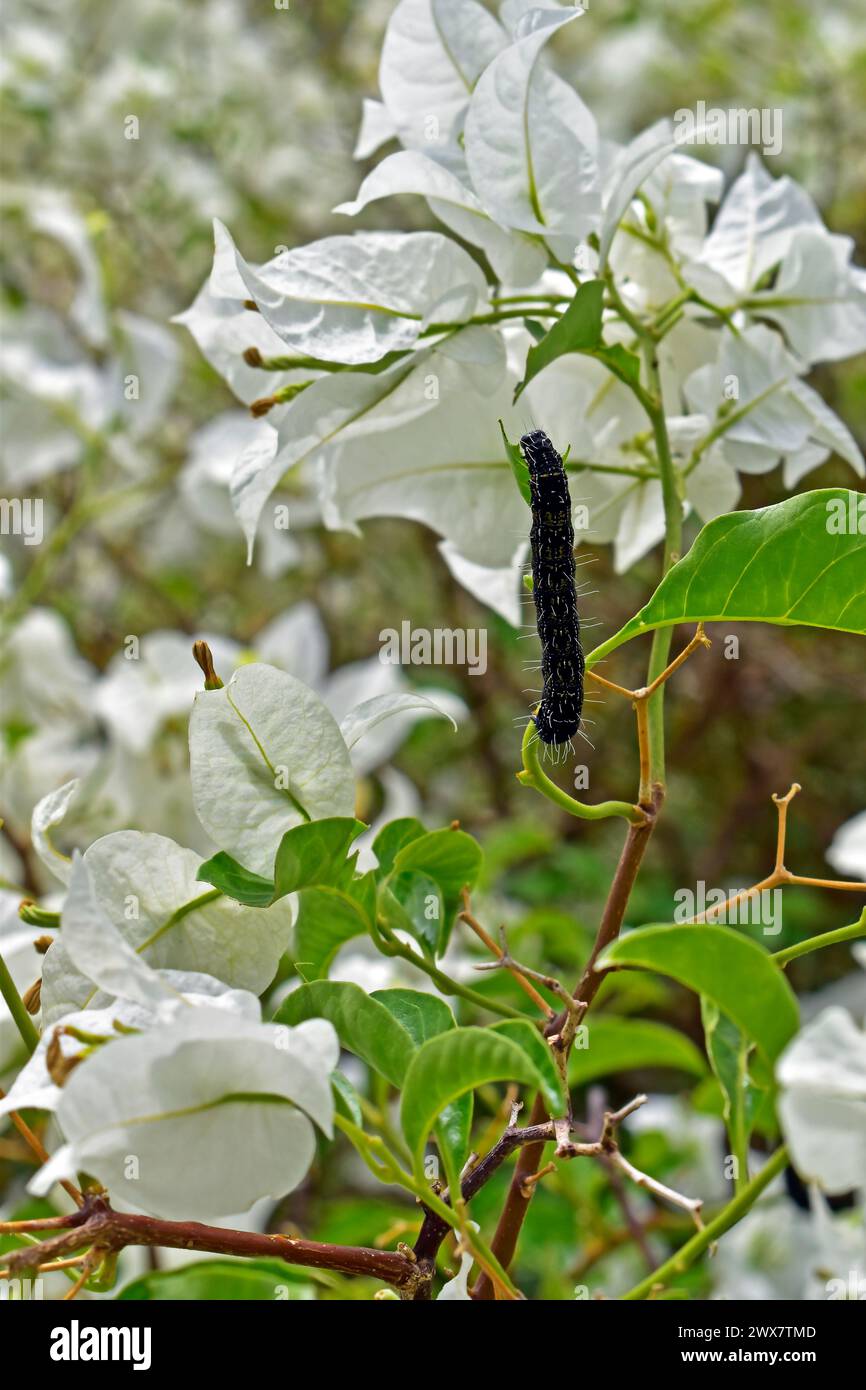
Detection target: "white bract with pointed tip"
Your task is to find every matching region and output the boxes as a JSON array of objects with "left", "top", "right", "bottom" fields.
[
  {"left": 189, "top": 662, "right": 356, "bottom": 877},
  {"left": 176, "top": 2, "right": 865, "bottom": 620},
  {"left": 29, "top": 1009, "right": 339, "bottom": 1220}
]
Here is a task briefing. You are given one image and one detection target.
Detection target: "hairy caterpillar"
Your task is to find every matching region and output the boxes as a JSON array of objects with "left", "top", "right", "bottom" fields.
[{"left": 521, "top": 429, "right": 585, "bottom": 748}]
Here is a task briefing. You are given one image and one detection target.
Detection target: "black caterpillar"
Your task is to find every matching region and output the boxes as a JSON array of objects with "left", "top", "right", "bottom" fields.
[{"left": 521, "top": 429, "right": 584, "bottom": 747}]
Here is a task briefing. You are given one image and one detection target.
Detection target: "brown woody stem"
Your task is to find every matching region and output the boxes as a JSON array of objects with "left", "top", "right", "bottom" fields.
[
  {"left": 472, "top": 786, "right": 663, "bottom": 1298},
  {"left": 3, "top": 1195, "right": 426, "bottom": 1294}
]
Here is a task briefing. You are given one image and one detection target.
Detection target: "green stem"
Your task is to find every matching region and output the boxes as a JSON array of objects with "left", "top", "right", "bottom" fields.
[
  {"left": 640, "top": 337, "right": 683, "bottom": 789},
  {"left": 773, "top": 910, "right": 866, "bottom": 967},
  {"left": 0, "top": 949, "right": 39, "bottom": 1056},
  {"left": 731, "top": 1036, "right": 751, "bottom": 1194},
  {"left": 421, "top": 309, "right": 560, "bottom": 339},
  {"left": 360, "top": 1091, "right": 414, "bottom": 1169},
  {"left": 589, "top": 285, "right": 683, "bottom": 787},
  {"left": 621, "top": 1145, "right": 788, "bottom": 1300},
  {"left": 334, "top": 1115, "right": 521, "bottom": 1298},
  {"left": 569, "top": 460, "right": 656, "bottom": 481},
  {"left": 650, "top": 289, "right": 693, "bottom": 337},
  {"left": 619, "top": 224, "right": 738, "bottom": 329},
  {"left": 371, "top": 924, "right": 528, "bottom": 1022},
  {"left": 519, "top": 721, "right": 645, "bottom": 825},
  {"left": 490, "top": 294, "right": 570, "bottom": 307}
]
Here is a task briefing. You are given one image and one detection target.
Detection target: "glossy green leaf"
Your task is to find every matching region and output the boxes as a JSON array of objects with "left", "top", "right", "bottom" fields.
[
  {"left": 524, "top": 318, "right": 548, "bottom": 344},
  {"left": 331, "top": 1069, "right": 363, "bottom": 1127},
  {"left": 370, "top": 988, "right": 456, "bottom": 1045},
  {"left": 117, "top": 1258, "right": 317, "bottom": 1300},
  {"left": 514, "top": 280, "right": 603, "bottom": 401},
  {"left": 599, "top": 925, "right": 799, "bottom": 1062},
  {"left": 593, "top": 342, "right": 642, "bottom": 387},
  {"left": 491, "top": 1020, "right": 565, "bottom": 1111},
  {"left": 588, "top": 490, "right": 866, "bottom": 667},
  {"left": 377, "top": 870, "right": 443, "bottom": 958},
  {"left": 272, "top": 818, "right": 367, "bottom": 901},
  {"left": 196, "top": 851, "right": 274, "bottom": 907},
  {"left": 400, "top": 1027, "right": 566, "bottom": 1175},
  {"left": 568, "top": 1016, "right": 707, "bottom": 1086},
  {"left": 273, "top": 980, "right": 414, "bottom": 1087},
  {"left": 390, "top": 827, "right": 483, "bottom": 955},
  {"left": 701, "top": 999, "right": 770, "bottom": 1170},
  {"left": 293, "top": 885, "right": 372, "bottom": 981},
  {"left": 371, "top": 817, "right": 426, "bottom": 877},
  {"left": 371, "top": 988, "right": 470, "bottom": 1176},
  {"left": 434, "top": 1090, "right": 474, "bottom": 1185}
]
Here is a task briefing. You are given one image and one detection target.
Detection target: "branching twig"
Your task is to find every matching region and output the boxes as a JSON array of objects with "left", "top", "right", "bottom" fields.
[
  {"left": 473, "top": 925, "right": 588, "bottom": 1110},
  {"left": 587, "top": 626, "right": 711, "bottom": 806},
  {"left": 475, "top": 782, "right": 664, "bottom": 1298},
  {"left": 622, "top": 1146, "right": 788, "bottom": 1300},
  {"left": 472, "top": 923, "right": 578, "bottom": 1022},
  {"left": 411, "top": 1091, "right": 688, "bottom": 1298},
  {"left": 686, "top": 784, "right": 866, "bottom": 924},
  {"left": 459, "top": 890, "right": 553, "bottom": 1017},
  {"left": 1, "top": 1194, "right": 427, "bottom": 1294}
]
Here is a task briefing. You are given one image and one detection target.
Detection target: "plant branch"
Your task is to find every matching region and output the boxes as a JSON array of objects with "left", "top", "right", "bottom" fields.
[
  {"left": 475, "top": 777, "right": 665, "bottom": 1298},
  {"left": 370, "top": 920, "right": 528, "bottom": 1022},
  {"left": 684, "top": 784, "right": 866, "bottom": 924},
  {"left": 586, "top": 626, "right": 710, "bottom": 805},
  {"left": 460, "top": 890, "right": 554, "bottom": 1017},
  {"left": 1, "top": 1193, "right": 427, "bottom": 1293},
  {"left": 412, "top": 1093, "right": 661, "bottom": 1299},
  {"left": 621, "top": 1145, "right": 788, "bottom": 1300},
  {"left": 773, "top": 909, "right": 866, "bottom": 967}
]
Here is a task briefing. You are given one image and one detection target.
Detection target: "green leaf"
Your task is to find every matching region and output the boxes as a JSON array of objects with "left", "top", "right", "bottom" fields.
[
  {"left": 293, "top": 884, "right": 372, "bottom": 980},
  {"left": 499, "top": 420, "right": 531, "bottom": 506},
  {"left": 588, "top": 490, "right": 866, "bottom": 667},
  {"left": 599, "top": 925, "right": 799, "bottom": 1063},
  {"left": 272, "top": 818, "right": 367, "bottom": 901},
  {"left": 371, "top": 818, "right": 427, "bottom": 877},
  {"left": 371, "top": 988, "right": 470, "bottom": 1177},
  {"left": 331, "top": 1069, "right": 363, "bottom": 1127},
  {"left": 568, "top": 1016, "right": 707, "bottom": 1086},
  {"left": 400, "top": 1027, "right": 566, "bottom": 1176},
  {"left": 701, "top": 1001, "right": 771, "bottom": 1169},
  {"left": 514, "top": 280, "right": 604, "bottom": 401},
  {"left": 434, "top": 1091, "right": 474, "bottom": 1183},
  {"left": 491, "top": 1020, "right": 565, "bottom": 1112},
  {"left": 390, "top": 827, "right": 483, "bottom": 955},
  {"left": 592, "top": 342, "right": 642, "bottom": 387},
  {"left": 370, "top": 988, "right": 456, "bottom": 1045},
  {"left": 377, "top": 870, "right": 444, "bottom": 958},
  {"left": 273, "top": 980, "right": 414, "bottom": 1087},
  {"left": 117, "top": 1258, "right": 317, "bottom": 1300},
  {"left": 196, "top": 852, "right": 273, "bottom": 907}
]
